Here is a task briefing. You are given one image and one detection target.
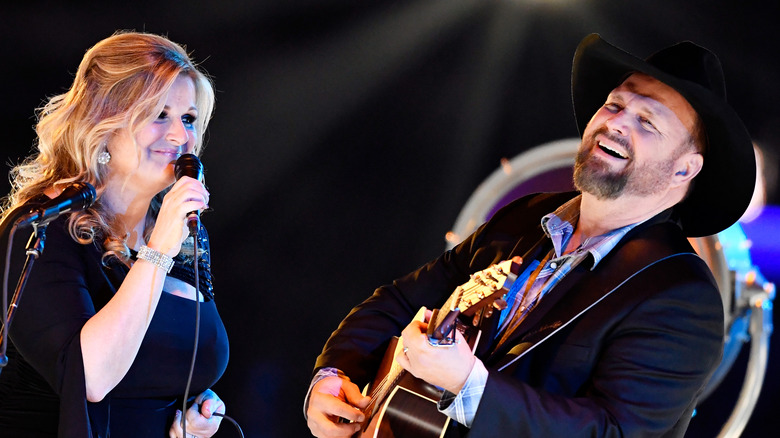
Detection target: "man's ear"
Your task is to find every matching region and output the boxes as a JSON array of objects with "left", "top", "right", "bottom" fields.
[{"left": 672, "top": 152, "right": 703, "bottom": 187}]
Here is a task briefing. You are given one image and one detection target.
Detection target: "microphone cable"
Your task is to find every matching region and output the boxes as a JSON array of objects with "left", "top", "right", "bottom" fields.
[
  {"left": 0, "top": 223, "right": 18, "bottom": 370},
  {"left": 180, "top": 223, "right": 245, "bottom": 438},
  {"left": 180, "top": 226, "right": 200, "bottom": 438}
]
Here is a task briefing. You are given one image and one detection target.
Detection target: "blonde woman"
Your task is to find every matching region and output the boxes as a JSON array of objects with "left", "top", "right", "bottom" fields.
[{"left": 0, "top": 32, "right": 229, "bottom": 438}]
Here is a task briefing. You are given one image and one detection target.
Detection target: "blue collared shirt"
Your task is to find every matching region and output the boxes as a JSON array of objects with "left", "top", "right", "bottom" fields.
[{"left": 439, "top": 195, "right": 644, "bottom": 427}]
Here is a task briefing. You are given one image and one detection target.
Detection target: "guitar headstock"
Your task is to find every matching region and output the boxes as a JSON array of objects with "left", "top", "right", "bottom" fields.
[
  {"left": 454, "top": 257, "right": 521, "bottom": 316},
  {"left": 428, "top": 257, "right": 522, "bottom": 344}
]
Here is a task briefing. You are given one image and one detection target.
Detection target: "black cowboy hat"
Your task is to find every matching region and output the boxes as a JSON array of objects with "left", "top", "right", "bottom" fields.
[{"left": 571, "top": 33, "right": 756, "bottom": 237}]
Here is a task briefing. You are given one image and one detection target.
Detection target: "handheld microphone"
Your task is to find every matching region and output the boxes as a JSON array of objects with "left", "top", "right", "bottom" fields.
[
  {"left": 15, "top": 182, "right": 97, "bottom": 228},
  {"left": 174, "top": 154, "right": 204, "bottom": 235}
]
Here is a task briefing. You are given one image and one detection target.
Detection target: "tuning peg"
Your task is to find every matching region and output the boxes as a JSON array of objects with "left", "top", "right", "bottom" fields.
[{"left": 493, "top": 298, "right": 508, "bottom": 311}]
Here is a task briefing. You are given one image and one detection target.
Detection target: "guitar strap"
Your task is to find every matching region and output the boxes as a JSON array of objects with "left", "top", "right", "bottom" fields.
[{"left": 473, "top": 233, "right": 551, "bottom": 359}]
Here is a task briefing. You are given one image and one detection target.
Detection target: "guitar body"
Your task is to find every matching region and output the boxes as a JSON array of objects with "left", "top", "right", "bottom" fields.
[
  {"left": 359, "top": 348, "right": 450, "bottom": 438},
  {"left": 356, "top": 327, "right": 478, "bottom": 438}
]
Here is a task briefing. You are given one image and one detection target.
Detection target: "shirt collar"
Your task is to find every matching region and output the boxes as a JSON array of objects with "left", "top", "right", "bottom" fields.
[
  {"left": 541, "top": 195, "right": 580, "bottom": 256},
  {"left": 541, "top": 194, "right": 645, "bottom": 269}
]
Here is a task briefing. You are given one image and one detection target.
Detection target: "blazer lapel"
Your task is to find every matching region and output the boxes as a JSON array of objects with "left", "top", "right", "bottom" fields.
[{"left": 486, "top": 218, "right": 690, "bottom": 369}]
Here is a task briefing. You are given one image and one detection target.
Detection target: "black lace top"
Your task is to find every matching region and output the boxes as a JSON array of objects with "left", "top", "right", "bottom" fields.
[{"left": 129, "top": 224, "right": 215, "bottom": 301}]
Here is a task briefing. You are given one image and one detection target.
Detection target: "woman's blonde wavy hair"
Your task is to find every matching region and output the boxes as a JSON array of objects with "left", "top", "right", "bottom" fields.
[{"left": 1, "top": 31, "right": 215, "bottom": 264}]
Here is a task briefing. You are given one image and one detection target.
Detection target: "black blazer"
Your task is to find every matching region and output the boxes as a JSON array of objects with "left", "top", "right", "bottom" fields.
[{"left": 315, "top": 192, "right": 724, "bottom": 437}]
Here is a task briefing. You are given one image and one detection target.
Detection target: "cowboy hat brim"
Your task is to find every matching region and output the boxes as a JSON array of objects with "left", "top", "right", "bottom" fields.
[{"left": 571, "top": 34, "right": 756, "bottom": 237}]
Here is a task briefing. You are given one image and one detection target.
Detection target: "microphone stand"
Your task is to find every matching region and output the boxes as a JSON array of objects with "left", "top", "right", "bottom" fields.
[
  {"left": 0, "top": 184, "right": 95, "bottom": 372},
  {"left": 0, "top": 218, "right": 47, "bottom": 371}
]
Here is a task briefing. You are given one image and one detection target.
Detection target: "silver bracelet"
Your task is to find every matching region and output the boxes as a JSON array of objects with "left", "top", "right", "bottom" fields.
[{"left": 137, "top": 245, "right": 174, "bottom": 273}]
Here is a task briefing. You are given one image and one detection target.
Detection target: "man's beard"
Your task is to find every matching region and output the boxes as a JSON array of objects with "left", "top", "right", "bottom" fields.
[{"left": 573, "top": 132, "right": 676, "bottom": 200}]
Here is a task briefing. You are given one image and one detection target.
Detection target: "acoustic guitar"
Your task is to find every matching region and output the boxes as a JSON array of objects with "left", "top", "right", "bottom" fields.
[{"left": 355, "top": 257, "right": 521, "bottom": 437}]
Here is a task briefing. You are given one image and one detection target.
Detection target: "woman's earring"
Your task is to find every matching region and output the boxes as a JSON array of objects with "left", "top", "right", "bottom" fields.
[{"left": 97, "top": 150, "right": 111, "bottom": 165}]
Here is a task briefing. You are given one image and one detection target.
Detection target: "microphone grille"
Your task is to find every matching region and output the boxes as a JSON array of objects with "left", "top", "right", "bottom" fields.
[
  {"left": 61, "top": 181, "right": 97, "bottom": 209},
  {"left": 175, "top": 153, "right": 203, "bottom": 181},
  {"left": 79, "top": 182, "right": 97, "bottom": 208}
]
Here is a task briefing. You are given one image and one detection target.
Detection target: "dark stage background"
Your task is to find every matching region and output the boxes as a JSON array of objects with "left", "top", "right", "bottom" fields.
[{"left": 2, "top": 1, "right": 779, "bottom": 437}]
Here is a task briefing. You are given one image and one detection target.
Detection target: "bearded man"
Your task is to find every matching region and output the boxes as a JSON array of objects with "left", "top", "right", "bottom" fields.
[{"left": 306, "top": 33, "right": 756, "bottom": 438}]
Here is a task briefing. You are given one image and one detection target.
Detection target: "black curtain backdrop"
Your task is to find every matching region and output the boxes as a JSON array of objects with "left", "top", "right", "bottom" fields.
[{"left": 2, "top": 1, "right": 779, "bottom": 437}]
